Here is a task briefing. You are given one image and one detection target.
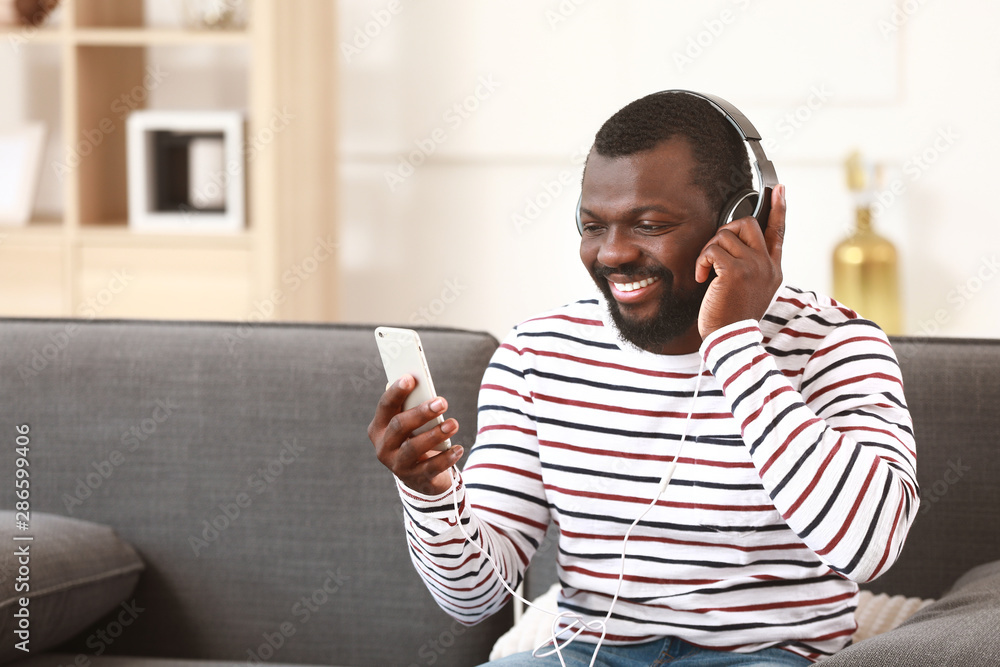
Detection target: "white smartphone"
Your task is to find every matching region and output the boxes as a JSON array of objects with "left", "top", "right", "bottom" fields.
[{"left": 374, "top": 326, "right": 451, "bottom": 451}]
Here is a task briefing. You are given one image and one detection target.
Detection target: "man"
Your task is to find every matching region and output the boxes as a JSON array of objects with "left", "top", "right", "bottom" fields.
[{"left": 368, "top": 91, "right": 917, "bottom": 666}]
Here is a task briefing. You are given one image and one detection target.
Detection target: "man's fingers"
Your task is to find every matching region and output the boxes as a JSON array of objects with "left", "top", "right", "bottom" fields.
[
  {"left": 765, "top": 184, "right": 786, "bottom": 263},
  {"left": 695, "top": 242, "right": 735, "bottom": 283},
  {"left": 368, "top": 375, "right": 461, "bottom": 496},
  {"left": 368, "top": 375, "right": 414, "bottom": 445},
  {"left": 397, "top": 418, "right": 460, "bottom": 468},
  {"left": 695, "top": 221, "right": 756, "bottom": 283},
  {"left": 373, "top": 374, "right": 414, "bottom": 422},
  {"left": 404, "top": 442, "right": 465, "bottom": 491},
  {"left": 722, "top": 216, "right": 767, "bottom": 251},
  {"left": 383, "top": 395, "right": 449, "bottom": 446}
]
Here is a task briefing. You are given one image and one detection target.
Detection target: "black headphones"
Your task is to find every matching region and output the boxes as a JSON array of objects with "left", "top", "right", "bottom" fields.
[{"left": 575, "top": 89, "right": 778, "bottom": 235}]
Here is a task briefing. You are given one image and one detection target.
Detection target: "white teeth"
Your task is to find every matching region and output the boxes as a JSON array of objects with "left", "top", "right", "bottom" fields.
[{"left": 613, "top": 275, "right": 659, "bottom": 292}]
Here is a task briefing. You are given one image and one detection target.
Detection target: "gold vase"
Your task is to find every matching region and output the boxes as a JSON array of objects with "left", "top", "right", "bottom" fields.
[{"left": 832, "top": 153, "right": 902, "bottom": 335}]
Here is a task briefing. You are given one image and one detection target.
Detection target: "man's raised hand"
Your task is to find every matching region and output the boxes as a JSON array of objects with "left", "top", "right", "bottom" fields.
[
  {"left": 695, "top": 184, "right": 786, "bottom": 340},
  {"left": 367, "top": 374, "right": 464, "bottom": 496}
]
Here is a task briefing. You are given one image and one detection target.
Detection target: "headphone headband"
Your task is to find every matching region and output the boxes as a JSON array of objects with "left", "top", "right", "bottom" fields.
[
  {"left": 667, "top": 90, "right": 762, "bottom": 140},
  {"left": 576, "top": 89, "right": 778, "bottom": 234}
]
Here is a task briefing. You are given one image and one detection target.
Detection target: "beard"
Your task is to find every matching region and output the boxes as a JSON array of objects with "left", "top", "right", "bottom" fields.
[{"left": 591, "top": 263, "right": 709, "bottom": 353}]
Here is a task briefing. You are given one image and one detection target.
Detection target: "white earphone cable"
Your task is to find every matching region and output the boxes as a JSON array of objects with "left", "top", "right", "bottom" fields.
[{"left": 450, "top": 355, "right": 707, "bottom": 666}]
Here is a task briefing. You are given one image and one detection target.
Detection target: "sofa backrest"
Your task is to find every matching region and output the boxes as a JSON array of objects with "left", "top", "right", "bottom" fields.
[
  {"left": 0, "top": 319, "right": 508, "bottom": 666},
  {"left": 524, "top": 336, "right": 1000, "bottom": 602},
  {"left": 866, "top": 336, "right": 1000, "bottom": 598}
]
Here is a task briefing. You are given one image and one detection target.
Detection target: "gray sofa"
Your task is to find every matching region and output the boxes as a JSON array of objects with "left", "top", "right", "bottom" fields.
[
  {"left": 1, "top": 319, "right": 998, "bottom": 665},
  {"left": 0, "top": 318, "right": 510, "bottom": 667}
]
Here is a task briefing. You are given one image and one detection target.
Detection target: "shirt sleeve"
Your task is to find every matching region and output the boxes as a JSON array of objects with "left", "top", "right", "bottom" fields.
[
  {"left": 701, "top": 319, "right": 919, "bottom": 583},
  {"left": 397, "top": 328, "right": 550, "bottom": 624}
]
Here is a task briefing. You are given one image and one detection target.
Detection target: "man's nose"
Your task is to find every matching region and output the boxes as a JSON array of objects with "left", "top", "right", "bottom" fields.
[{"left": 596, "top": 226, "right": 641, "bottom": 269}]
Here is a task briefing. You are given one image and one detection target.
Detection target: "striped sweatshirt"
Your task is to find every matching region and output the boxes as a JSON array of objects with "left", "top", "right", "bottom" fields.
[{"left": 397, "top": 285, "right": 918, "bottom": 662}]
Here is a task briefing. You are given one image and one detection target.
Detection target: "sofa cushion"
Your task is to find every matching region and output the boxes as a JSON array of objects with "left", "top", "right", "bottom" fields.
[
  {"left": 0, "top": 511, "right": 144, "bottom": 664},
  {"left": 822, "top": 559, "right": 1000, "bottom": 665}
]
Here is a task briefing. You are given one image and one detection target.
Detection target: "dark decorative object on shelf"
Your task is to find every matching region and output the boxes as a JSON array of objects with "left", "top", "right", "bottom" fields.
[{"left": 15, "top": 0, "right": 59, "bottom": 26}]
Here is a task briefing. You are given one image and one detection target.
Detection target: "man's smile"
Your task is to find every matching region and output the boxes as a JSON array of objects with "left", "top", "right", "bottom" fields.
[{"left": 608, "top": 274, "right": 662, "bottom": 303}]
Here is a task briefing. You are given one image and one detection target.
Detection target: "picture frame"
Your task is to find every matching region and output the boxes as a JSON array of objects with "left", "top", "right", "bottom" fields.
[
  {"left": 126, "top": 110, "right": 245, "bottom": 234},
  {"left": 0, "top": 122, "right": 46, "bottom": 226}
]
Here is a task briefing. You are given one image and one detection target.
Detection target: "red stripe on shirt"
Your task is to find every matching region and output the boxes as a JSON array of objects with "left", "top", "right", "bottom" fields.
[
  {"left": 516, "top": 346, "right": 703, "bottom": 379},
  {"left": 465, "top": 462, "right": 542, "bottom": 482},
  {"left": 545, "top": 483, "right": 774, "bottom": 512},
  {"left": 811, "top": 335, "right": 892, "bottom": 359},
  {"left": 472, "top": 504, "right": 548, "bottom": 532},
  {"left": 481, "top": 383, "right": 534, "bottom": 403},
  {"left": 723, "top": 352, "right": 769, "bottom": 393},
  {"left": 477, "top": 423, "right": 537, "bottom": 437},
  {"left": 760, "top": 417, "right": 822, "bottom": 477},
  {"left": 521, "top": 313, "right": 604, "bottom": 327},
  {"left": 562, "top": 564, "right": 720, "bottom": 586},
  {"left": 741, "top": 385, "right": 794, "bottom": 431},
  {"left": 703, "top": 325, "right": 759, "bottom": 360},
  {"left": 816, "top": 457, "right": 881, "bottom": 556},
  {"left": 783, "top": 435, "right": 844, "bottom": 519},
  {"left": 539, "top": 439, "right": 755, "bottom": 468},
  {"left": 871, "top": 494, "right": 906, "bottom": 580},
  {"left": 805, "top": 372, "right": 903, "bottom": 403},
  {"left": 558, "top": 527, "right": 808, "bottom": 553},
  {"left": 533, "top": 392, "right": 732, "bottom": 420},
  {"left": 674, "top": 590, "right": 857, "bottom": 614}
]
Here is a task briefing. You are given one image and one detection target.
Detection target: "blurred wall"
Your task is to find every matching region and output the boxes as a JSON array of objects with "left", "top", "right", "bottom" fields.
[{"left": 337, "top": 0, "right": 1000, "bottom": 342}]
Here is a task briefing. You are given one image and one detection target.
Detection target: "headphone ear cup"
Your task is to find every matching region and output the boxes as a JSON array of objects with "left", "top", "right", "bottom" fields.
[
  {"left": 719, "top": 189, "right": 758, "bottom": 228},
  {"left": 575, "top": 193, "right": 584, "bottom": 236}
]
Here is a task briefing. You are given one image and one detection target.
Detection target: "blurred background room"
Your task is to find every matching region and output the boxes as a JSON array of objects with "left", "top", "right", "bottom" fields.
[{"left": 1, "top": 0, "right": 997, "bottom": 343}]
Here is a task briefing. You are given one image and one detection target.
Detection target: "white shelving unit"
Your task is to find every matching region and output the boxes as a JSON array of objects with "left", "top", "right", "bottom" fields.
[{"left": 0, "top": 0, "right": 338, "bottom": 322}]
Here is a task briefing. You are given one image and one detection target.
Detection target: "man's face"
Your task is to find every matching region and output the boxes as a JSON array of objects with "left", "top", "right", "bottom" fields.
[{"left": 579, "top": 137, "right": 718, "bottom": 355}]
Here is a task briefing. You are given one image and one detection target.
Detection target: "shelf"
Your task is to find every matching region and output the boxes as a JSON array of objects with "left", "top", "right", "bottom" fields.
[
  {"left": 0, "top": 25, "right": 249, "bottom": 46},
  {"left": 0, "top": 222, "right": 253, "bottom": 250},
  {"left": 76, "top": 225, "right": 253, "bottom": 250},
  {"left": 0, "top": 220, "right": 65, "bottom": 244},
  {"left": 0, "top": 0, "right": 338, "bottom": 321},
  {"left": 0, "top": 25, "right": 65, "bottom": 43},
  {"left": 73, "top": 28, "right": 250, "bottom": 46}
]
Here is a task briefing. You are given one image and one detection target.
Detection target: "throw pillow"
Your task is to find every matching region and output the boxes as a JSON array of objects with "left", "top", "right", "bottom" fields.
[
  {"left": 822, "top": 559, "right": 1000, "bottom": 666},
  {"left": 0, "top": 511, "right": 145, "bottom": 663}
]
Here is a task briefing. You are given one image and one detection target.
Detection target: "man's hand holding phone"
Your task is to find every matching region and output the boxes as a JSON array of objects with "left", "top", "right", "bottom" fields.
[
  {"left": 368, "top": 376, "right": 463, "bottom": 495},
  {"left": 368, "top": 328, "right": 464, "bottom": 496}
]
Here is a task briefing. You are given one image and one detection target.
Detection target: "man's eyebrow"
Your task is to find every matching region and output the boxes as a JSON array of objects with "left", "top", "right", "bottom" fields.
[{"left": 579, "top": 203, "right": 681, "bottom": 220}]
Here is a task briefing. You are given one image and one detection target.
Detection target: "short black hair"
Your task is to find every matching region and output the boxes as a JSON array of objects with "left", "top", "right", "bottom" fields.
[{"left": 589, "top": 91, "right": 752, "bottom": 216}]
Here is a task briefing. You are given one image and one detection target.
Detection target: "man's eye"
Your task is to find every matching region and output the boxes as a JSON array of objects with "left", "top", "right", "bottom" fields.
[
  {"left": 581, "top": 223, "right": 605, "bottom": 235},
  {"left": 637, "top": 222, "right": 668, "bottom": 233}
]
